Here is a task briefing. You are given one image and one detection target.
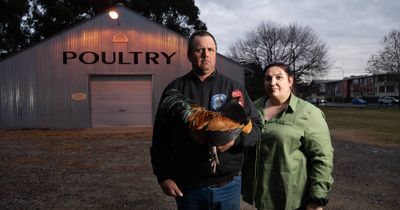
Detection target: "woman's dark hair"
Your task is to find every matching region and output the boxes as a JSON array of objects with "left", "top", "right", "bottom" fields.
[
  {"left": 263, "top": 62, "right": 294, "bottom": 77},
  {"left": 264, "top": 61, "right": 296, "bottom": 92},
  {"left": 187, "top": 30, "right": 217, "bottom": 54}
]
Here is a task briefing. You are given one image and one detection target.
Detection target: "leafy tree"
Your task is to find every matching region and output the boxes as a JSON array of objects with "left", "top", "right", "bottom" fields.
[
  {"left": 0, "top": 0, "right": 30, "bottom": 55},
  {"left": 31, "top": 0, "right": 93, "bottom": 40},
  {"left": 130, "top": 0, "right": 206, "bottom": 37},
  {"left": 366, "top": 28, "right": 400, "bottom": 98},
  {"left": 0, "top": 0, "right": 206, "bottom": 58},
  {"left": 228, "top": 21, "right": 329, "bottom": 84}
]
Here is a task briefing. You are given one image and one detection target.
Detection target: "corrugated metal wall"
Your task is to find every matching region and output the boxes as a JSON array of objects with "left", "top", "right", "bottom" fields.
[{"left": 0, "top": 5, "right": 244, "bottom": 129}]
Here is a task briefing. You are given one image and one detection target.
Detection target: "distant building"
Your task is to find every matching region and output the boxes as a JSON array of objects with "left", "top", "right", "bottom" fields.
[
  {"left": 324, "top": 80, "right": 340, "bottom": 102},
  {"left": 374, "top": 74, "right": 399, "bottom": 98},
  {"left": 312, "top": 73, "right": 399, "bottom": 103}
]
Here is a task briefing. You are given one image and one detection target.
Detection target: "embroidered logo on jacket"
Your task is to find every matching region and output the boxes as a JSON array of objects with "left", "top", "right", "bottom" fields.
[{"left": 210, "top": 94, "right": 227, "bottom": 110}]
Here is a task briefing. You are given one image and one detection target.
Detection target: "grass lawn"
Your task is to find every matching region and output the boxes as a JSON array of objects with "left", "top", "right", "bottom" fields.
[{"left": 321, "top": 107, "right": 400, "bottom": 145}]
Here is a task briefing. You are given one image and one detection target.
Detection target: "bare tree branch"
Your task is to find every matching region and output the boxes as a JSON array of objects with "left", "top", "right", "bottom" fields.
[
  {"left": 366, "top": 29, "right": 400, "bottom": 75},
  {"left": 366, "top": 28, "right": 400, "bottom": 98},
  {"left": 227, "top": 21, "right": 329, "bottom": 83}
]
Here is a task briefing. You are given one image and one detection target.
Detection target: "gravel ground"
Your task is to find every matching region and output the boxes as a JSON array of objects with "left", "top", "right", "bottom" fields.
[{"left": 0, "top": 128, "right": 399, "bottom": 210}]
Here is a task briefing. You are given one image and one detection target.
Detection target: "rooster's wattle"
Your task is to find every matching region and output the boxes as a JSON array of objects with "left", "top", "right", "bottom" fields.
[{"left": 159, "top": 89, "right": 252, "bottom": 173}]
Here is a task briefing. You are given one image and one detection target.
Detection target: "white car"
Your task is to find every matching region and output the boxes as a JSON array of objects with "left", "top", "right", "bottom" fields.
[{"left": 378, "top": 96, "right": 399, "bottom": 105}]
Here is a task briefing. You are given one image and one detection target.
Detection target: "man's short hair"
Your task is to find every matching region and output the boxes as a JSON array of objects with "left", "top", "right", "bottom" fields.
[{"left": 187, "top": 30, "right": 217, "bottom": 54}]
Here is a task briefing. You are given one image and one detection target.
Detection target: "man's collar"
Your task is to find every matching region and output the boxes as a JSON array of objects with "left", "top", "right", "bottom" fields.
[{"left": 191, "top": 69, "right": 217, "bottom": 82}]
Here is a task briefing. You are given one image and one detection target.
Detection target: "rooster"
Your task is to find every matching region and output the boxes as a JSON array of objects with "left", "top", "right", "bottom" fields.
[{"left": 159, "top": 89, "right": 252, "bottom": 173}]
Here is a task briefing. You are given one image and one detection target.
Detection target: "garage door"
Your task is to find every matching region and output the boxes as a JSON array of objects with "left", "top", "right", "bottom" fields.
[{"left": 90, "top": 75, "right": 152, "bottom": 127}]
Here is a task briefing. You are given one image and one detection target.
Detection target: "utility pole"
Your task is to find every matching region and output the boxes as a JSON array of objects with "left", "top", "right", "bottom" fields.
[{"left": 334, "top": 66, "right": 345, "bottom": 103}]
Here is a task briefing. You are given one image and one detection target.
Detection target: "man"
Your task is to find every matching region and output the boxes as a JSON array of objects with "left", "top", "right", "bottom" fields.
[{"left": 150, "top": 30, "right": 261, "bottom": 210}]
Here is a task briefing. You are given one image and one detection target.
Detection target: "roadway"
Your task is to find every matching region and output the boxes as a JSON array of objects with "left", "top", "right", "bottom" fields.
[{"left": 319, "top": 102, "right": 400, "bottom": 109}]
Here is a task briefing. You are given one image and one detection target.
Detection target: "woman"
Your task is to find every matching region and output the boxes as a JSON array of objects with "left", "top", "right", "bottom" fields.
[{"left": 242, "top": 62, "right": 334, "bottom": 210}]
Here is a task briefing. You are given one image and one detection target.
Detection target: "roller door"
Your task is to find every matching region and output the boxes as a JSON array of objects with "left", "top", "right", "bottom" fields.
[{"left": 90, "top": 75, "right": 152, "bottom": 127}]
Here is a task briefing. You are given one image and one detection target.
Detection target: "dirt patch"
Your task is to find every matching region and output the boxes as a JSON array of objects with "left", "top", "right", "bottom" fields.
[
  {"left": 0, "top": 128, "right": 399, "bottom": 210},
  {"left": 330, "top": 137, "right": 400, "bottom": 209},
  {"left": 0, "top": 128, "right": 175, "bottom": 210},
  {"left": 330, "top": 129, "right": 400, "bottom": 148}
]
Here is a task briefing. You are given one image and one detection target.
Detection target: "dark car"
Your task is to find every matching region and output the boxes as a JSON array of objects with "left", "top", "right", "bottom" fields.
[
  {"left": 351, "top": 98, "right": 367, "bottom": 105},
  {"left": 309, "top": 98, "right": 328, "bottom": 106}
]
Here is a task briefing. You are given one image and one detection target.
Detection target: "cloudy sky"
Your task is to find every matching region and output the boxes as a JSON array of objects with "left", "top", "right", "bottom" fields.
[{"left": 196, "top": 0, "right": 400, "bottom": 80}]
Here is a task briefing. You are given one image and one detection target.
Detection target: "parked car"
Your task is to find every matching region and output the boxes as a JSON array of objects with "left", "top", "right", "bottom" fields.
[
  {"left": 309, "top": 98, "right": 328, "bottom": 106},
  {"left": 318, "top": 99, "right": 328, "bottom": 106},
  {"left": 351, "top": 98, "right": 367, "bottom": 105},
  {"left": 378, "top": 96, "right": 399, "bottom": 105}
]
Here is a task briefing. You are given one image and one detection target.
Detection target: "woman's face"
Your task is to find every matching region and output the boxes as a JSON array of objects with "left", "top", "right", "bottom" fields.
[{"left": 264, "top": 66, "right": 293, "bottom": 101}]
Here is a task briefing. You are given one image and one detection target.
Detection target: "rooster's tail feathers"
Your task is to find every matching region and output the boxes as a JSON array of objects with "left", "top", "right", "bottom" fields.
[{"left": 160, "top": 89, "right": 193, "bottom": 121}]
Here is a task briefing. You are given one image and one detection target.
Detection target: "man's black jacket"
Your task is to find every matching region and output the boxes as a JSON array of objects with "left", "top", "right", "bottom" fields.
[{"left": 150, "top": 70, "right": 261, "bottom": 188}]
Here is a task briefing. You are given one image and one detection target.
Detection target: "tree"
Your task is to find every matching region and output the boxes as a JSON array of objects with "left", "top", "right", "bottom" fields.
[
  {"left": 0, "top": 0, "right": 206, "bottom": 58},
  {"left": 366, "top": 28, "right": 400, "bottom": 98},
  {"left": 0, "top": 0, "right": 30, "bottom": 55},
  {"left": 228, "top": 22, "right": 329, "bottom": 84},
  {"left": 130, "top": 0, "right": 206, "bottom": 37}
]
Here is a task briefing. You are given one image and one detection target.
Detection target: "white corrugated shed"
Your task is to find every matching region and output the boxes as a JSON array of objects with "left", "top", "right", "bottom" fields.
[{"left": 0, "top": 4, "right": 245, "bottom": 129}]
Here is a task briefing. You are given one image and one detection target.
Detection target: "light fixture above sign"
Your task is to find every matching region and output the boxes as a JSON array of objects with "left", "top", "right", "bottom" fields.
[
  {"left": 108, "top": 10, "right": 120, "bottom": 25},
  {"left": 108, "top": 11, "right": 119, "bottom": 19}
]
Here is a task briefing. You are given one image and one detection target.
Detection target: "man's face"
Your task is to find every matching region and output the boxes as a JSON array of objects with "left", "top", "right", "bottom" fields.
[{"left": 188, "top": 35, "right": 217, "bottom": 75}]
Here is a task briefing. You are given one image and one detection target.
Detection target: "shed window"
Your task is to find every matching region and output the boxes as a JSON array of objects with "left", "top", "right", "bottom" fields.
[{"left": 112, "top": 33, "right": 128, "bottom": 43}]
